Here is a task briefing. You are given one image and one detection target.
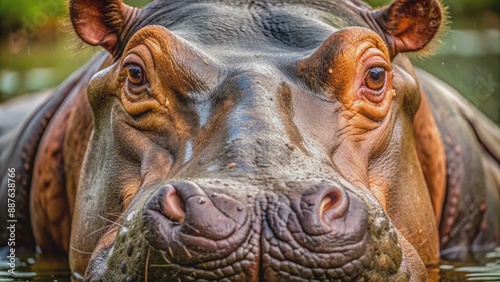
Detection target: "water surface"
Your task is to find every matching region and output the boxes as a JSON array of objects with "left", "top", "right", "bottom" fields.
[{"left": 1, "top": 248, "right": 500, "bottom": 281}]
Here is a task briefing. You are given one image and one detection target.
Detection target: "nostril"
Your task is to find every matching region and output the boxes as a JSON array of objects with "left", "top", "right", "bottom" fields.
[
  {"left": 143, "top": 181, "right": 252, "bottom": 264},
  {"left": 320, "top": 189, "right": 349, "bottom": 226},
  {"left": 162, "top": 187, "right": 186, "bottom": 222},
  {"left": 298, "top": 184, "right": 350, "bottom": 234},
  {"left": 146, "top": 181, "right": 248, "bottom": 240},
  {"left": 320, "top": 192, "right": 339, "bottom": 212}
]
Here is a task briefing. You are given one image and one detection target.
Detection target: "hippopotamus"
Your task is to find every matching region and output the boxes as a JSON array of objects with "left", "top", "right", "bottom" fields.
[{"left": 1, "top": 0, "right": 499, "bottom": 280}]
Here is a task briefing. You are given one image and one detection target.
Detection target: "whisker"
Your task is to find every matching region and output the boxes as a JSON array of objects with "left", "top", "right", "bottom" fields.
[
  {"left": 104, "top": 212, "right": 126, "bottom": 219},
  {"left": 161, "top": 251, "right": 172, "bottom": 264},
  {"left": 418, "top": 237, "right": 428, "bottom": 247},
  {"left": 403, "top": 229, "right": 419, "bottom": 239},
  {"left": 182, "top": 244, "right": 193, "bottom": 259},
  {"left": 168, "top": 246, "right": 174, "bottom": 259},
  {"left": 145, "top": 246, "right": 151, "bottom": 282},
  {"left": 171, "top": 269, "right": 181, "bottom": 279},
  {"left": 69, "top": 245, "right": 94, "bottom": 255},
  {"left": 183, "top": 222, "right": 200, "bottom": 234},
  {"left": 150, "top": 264, "right": 175, "bottom": 268},
  {"left": 98, "top": 214, "right": 125, "bottom": 228},
  {"left": 88, "top": 224, "right": 114, "bottom": 237}
]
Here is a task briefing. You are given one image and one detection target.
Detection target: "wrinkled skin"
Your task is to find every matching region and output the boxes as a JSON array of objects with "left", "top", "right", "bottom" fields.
[{"left": 0, "top": 0, "right": 499, "bottom": 281}]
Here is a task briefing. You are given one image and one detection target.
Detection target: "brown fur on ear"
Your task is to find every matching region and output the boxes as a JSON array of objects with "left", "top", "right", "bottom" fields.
[
  {"left": 406, "top": 3, "right": 449, "bottom": 59},
  {"left": 69, "top": 0, "right": 138, "bottom": 55},
  {"left": 366, "top": 0, "right": 448, "bottom": 58}
]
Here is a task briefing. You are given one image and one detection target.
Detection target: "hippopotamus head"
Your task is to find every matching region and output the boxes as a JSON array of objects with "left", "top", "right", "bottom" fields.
[{"left": 67, "top": 0, "right": 445, "bottom": 280}]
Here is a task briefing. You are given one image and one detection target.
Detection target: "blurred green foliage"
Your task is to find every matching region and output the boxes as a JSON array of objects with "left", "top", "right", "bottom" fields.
[
  {"left": 0, "top": 0, "right": 151, "bottom": 101},
  {"left": 0, "top": 0, "right": 151, "bottom": 35},
  {"left": 0, "top": 1, "right": 63, "bottom": 34}
]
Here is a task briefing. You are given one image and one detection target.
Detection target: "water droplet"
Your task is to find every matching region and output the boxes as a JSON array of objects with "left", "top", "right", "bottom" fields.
[
  {"left": 126, "top": 210, "right": 138, "bottom": 222},
  {"left": 211, "top": 193, "right": 218, "bottom": 198},
  {"left": 440, "top": 264, "right": 454, "bottom": 270},
  {"left": 198, "top": 197, "right": 206, "bottom": 204},
  {"left": 237, "top": 206, "right": 243, "bottom": 211}
]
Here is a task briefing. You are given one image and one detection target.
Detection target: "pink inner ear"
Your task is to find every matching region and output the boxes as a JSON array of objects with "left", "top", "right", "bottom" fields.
[
  {"left": 72, "top": 17, "right": 109, "bottom": 46},
  {"left": 98, "top": 34, "right": 119, "bottom": 53},
  {"left": 69, "top": 0, "right": 129, "bottom": 54},
  {"left": 371, "top": 0, "right": 443, "bottom": 56}
]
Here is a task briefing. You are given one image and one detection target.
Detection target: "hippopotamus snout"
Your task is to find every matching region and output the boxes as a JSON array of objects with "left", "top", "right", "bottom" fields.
[
  {"left": 83, "top": 178, "right": 408, "bottom": 281},
  {"left": 87, "top": 179, "right": 404, "bottom": 281}
]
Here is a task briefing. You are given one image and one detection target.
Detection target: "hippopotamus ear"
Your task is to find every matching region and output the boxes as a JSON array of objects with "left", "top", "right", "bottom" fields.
[
  {"left": 369, "top": 0, "right": 444, "bottom": 57},
  {"left": 69, "top": 0, "right": 138, "bottom": 54}
]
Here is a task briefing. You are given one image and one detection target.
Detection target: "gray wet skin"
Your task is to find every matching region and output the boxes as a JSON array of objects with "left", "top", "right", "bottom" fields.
[
  {"left": 0, "top": 0, "right": 494, "bottom": 281},
  {"left": 67, "top": 0, "right": 444, "bottom": 281}
]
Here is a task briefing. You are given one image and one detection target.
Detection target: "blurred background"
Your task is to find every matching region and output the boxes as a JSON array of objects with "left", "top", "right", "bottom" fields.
[{"left": 0, "top": 0, "right": 499, "bottom": 124}]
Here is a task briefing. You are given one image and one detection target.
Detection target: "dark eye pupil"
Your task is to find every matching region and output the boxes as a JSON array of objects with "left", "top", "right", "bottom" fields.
[
  {"left": 370, "top": 67, "right": 383, "bottom": 82},
  {"left": 129, "top": 65, "right": 142, "bottom": 80}
]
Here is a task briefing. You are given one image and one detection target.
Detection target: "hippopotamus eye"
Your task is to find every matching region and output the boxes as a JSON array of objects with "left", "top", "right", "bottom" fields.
[
  {"left": 126, "top": 64, "right": 147, "bottom": 88},
  {"left": 364, "top": 67, "right": 386, "bottom": 91}
]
